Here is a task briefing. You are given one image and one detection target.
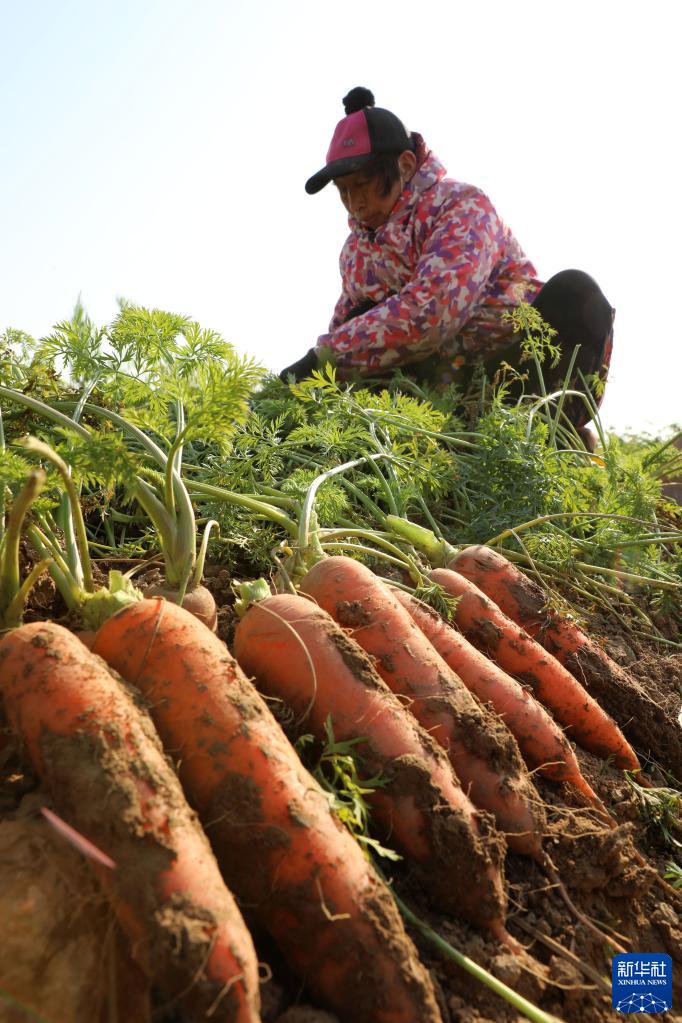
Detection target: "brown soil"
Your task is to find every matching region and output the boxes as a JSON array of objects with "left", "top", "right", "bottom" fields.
[
  {"left": 2, "top": 570, "right": 681, "bottom": 1023},
  {"left": 0, "top": 781, "right": 151, "bottom": 1023}
]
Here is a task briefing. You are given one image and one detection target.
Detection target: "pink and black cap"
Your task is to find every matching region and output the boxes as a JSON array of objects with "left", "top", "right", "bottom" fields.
[{"left": 305, "top": 87, "right": 414, "bottom": 195}]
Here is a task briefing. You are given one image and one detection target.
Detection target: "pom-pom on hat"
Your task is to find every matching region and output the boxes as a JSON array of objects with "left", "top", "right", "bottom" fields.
[{"left": 305, "top": 87, "right": 414, "bottom": 195}]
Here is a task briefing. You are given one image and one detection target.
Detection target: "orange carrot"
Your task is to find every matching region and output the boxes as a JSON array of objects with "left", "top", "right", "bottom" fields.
[
  {"left": 74, "top": 628, "right": 96, "bottom": 648},
  {"left": 144, "top": 581, "right": 218, "bottom": 632},
  {"left": 0, "top": 621, "right": 260, "bottom": 1023},
  {"left": 234, "top": 592, "right": 512, "bottom": 945},
  {"left": 429, "top": 567, "right": 641, "bottom": 771},
  {"left": 449, "top": 546, "right": 556, "bottom": 636},
  {"left": 92, "top": 597, "right": 442, "bottom": 1023},
  {"left": 393, "top": 588, "right": 603, "bottom": 806},
  {"left": 300, "top": 556, "right": 546, "bottom": 860},
  {"left": 451, "top": 545, "right": 682, "bottom": 777}
]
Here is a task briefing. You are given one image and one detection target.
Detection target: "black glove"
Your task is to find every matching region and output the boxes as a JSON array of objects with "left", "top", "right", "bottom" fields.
[
  {"left": 279, "top": 347, "right": 319, "bottom": 383},
  {"left": 279, "top": 300, "right": 380, "bottom": 382}
]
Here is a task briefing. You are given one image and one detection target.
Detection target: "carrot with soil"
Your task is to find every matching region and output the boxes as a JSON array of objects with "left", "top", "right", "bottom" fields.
[
  {"left": 388, "top": 591, "right": 635, "bottom": 952},
  {"left": 233, "top": 590, "right": 513, "bottom": 946},
  {"left": 393, "top": 588, "right": 604, "bottom": 806},
  {"left": 451, "top": 544, "right": 682, "bottom": 778},
  {"left": 428, "top": 566, "right": 642, "bottom": 772},
  {"left": 92, "top": 596, "right": 442, "bottom": 1023},
  {"left": 299, "top": 556, "right": 547, "bottom": 859},
  {"left": 0, "top": 621, "right": 261, "bottom": 1023}
]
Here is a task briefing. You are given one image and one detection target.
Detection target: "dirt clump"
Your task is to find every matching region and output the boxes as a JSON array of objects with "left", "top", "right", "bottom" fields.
[{"left": 0, "top": 792, "right": 149, "bottom": 1023}]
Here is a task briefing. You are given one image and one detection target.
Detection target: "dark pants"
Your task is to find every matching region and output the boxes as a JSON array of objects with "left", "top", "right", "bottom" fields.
[
  {"left": 347, "top": 269, "right": 615, "bottom": 429},
  {"left": 485, "top": 269, "right": 615, "bottom": 428}
]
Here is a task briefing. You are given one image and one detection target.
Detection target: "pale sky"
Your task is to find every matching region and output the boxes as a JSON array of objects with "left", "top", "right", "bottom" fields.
[{"left": 1, "top": 0, "right": 680, "bottom": 434}]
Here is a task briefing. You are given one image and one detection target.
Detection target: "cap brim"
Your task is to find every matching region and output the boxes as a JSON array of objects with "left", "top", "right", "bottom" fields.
[{"left": 305, "top": 154, "right": 375, "bottom": 194}]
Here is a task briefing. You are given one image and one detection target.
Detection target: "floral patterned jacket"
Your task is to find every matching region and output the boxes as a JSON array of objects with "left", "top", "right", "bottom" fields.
[{"left": 316, "top": 135, "right": 542, "bottom": 387}]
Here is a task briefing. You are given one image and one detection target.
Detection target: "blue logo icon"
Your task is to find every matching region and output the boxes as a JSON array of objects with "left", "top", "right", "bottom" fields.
[{"left": 612, "top": 954, "right": 672, "bottom": 1013}]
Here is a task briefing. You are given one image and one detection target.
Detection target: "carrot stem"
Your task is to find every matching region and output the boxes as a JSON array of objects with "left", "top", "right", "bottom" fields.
[
  {"left": 319, "top": 542, "right": 412, "bottom": 571},
  {"left": 384, "top": 514, "right": 457, "bottom": 564},
  {"left": 394, "top": 894, "right": 565, "bottom": 1023},
  {"left": 20, "top": 438, "right": 94, "bottom": 594},
  {"left": 319, "top": 528, "right": 416, "bottom": 562},
  {"left": 573, "top": 560, "right": 680, "bottom": 591},
  {"left": 486, "top": 511, "right": 673, "bottom": 549},
  {"left": 192, "top": 519, "right": 219, "bottom": 589},
  {"left": 525, "top": 388, "right": 585, "bottom": 443},
  {"left": 3, "top": 558, "right": 52, "bottom": 630},
  {"left": 0, "top": 385, "right": 91, "bottom": 442},
  {"left": 0, "top": 385, "right": 197, "bottom": 592},
  {"left": 299, "top": 453, "right": 394, "bottom": 551},
  {"left": 0, "top": 470, "right": 46, "bottom": 618},
  {"left": 548, "top": 348, "right": 582, "bottom": 449},
  {"left": 27, "top": 523, "right": 84, "bottom": 610},
  {"left": 188, "top": 481, "right": 299, "bottom": 537},
  {"left": 335, "top": 475, "right": 388, "bottom": 522}
]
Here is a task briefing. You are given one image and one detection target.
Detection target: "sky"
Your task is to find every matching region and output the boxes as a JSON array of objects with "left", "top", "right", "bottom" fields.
[{"left": 1, "top": 0, "right": 680, "bottom": 435}]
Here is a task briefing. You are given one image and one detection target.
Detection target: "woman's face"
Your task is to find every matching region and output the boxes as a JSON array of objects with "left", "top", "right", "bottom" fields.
[{"left": 333, "top": 170, "right": 403, "bottom": 230}]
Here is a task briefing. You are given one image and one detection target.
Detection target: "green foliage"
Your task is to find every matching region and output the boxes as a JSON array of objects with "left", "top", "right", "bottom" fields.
[
  {"left": 664, "top": 861, "right": 682, "bottom": 889},
  {"left": 2, "top": 298, "right": 680, "bottom": 633},
  {"left": 34, "top": 301, "right": 265, "bottom": 453},
  {"left": 0, "top": 449, "right": 35, "bottom": 491},
  {"left": 52, "top": 430, "right": 140, "bottom": 495},
  {"left": 296, "top": 716, "right": 401, "bottom": 861},
  {"left": 503, "top": 302, "right": 561, "bottom": 368},
  {"left": 626, "top": 774, "right": 681, "bottom": 849},
  {"left": 188, "top": 369, "right": 460, "bottom": 578},
  {"left": 35, "top": 298, "right": 110, "bottom": 384},
  {"left": 108, "top": 310, "right": 264, "bottom": 451},
  {"left": 202, "top": 502, "right": 284, "bottom": 574},
  {"left": 1, "top": 327, "right": 63, "bottom": 399},
  {"left": 412, "top": 581, "right": 460, "bottom": 622},
  {"left": 455, "top": 403, "right": 567, "bottom": 541}
]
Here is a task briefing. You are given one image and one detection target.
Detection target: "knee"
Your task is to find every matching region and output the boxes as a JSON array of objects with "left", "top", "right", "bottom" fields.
[{"left": 533, "top": 269, "right": 614, "bottom": 337}]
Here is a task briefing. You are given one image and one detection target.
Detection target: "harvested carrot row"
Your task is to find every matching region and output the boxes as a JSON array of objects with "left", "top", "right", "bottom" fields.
[
  {"left": 234, "top": 592, "right": 512, "bottom": 946},
  {"left": 429, "top": 567, "right": 641, "bottom": 772},
  {"left": 300, "top": 556, "right": 546, "bottom": 860},
  {"left": 0, "top": 621, "right": 261, "bottom": 1023},
  {"left": 393, "top": 588, "right": 604, "bottom": 806},
  {"left": 450, "top": 544, "right": 682, "bottom": 778},
  {"left": 92, "top": 597, "right": 442, "bottom": 1023}
]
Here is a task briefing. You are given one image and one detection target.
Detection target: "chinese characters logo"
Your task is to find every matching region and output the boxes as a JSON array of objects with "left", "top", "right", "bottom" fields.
[{"left": 612, "top": 954, "right": 673, "bottom": 1014}]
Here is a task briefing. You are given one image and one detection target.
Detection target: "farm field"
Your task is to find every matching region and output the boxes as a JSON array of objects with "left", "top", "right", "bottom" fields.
[{"left": 1, "top": 305, "right": 681, "bottom": 1023}]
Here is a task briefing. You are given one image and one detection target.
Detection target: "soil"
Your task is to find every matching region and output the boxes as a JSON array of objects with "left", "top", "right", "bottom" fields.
[{"left": 1, "top": 564, "right": 681, "bottom": 1023}]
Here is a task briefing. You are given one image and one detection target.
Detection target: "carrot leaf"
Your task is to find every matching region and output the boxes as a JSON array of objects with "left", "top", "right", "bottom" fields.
[{"left": 295, "top": 716, "right": 401, "bottom": 863}]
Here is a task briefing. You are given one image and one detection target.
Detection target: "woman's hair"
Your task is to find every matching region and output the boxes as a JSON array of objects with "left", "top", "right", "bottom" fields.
[{"left": 356, "top": 152, "right": 403, "bottom": 197}]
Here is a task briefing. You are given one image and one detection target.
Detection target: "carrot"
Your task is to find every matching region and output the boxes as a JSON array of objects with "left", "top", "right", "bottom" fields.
[
  {"left": 428, "top": 567, "right": 641, "bottom": 772},
  {"left": 393, "top": 588, "right": 604, "bottom": 806},
  {"left": 144, "top": 581, "right": 218, "bottom": 632},
  {"left": 234, "top": 592, "right": 513, "bottom": 946},
  {"left": 300, "top": 557, "right": 546, "bottom": 860},
  {"left": 92, "top": 597, "right": 442, "bottom": 1023},
  {"left": 0, "top": 621, "right": 261, "bottom": 1023},
  {"left": 74, "top": 628, "right": 96, "bottom": 648},
  {"left": 451, "top": 544, "right": 682, "bottom": 778}
]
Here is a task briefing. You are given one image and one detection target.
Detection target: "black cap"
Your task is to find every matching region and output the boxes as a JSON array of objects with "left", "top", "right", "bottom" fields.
[{"left": 305, "top": 88, "right": 414, "bottom": 195}]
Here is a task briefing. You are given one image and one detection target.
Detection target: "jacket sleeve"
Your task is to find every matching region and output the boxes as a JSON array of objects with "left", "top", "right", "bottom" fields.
[
  {"left": 316, "top": 190, "right": 505, "bottom": 373},
  {"left": 329, "top": 289, "right": 355, "bottom": 331}
]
